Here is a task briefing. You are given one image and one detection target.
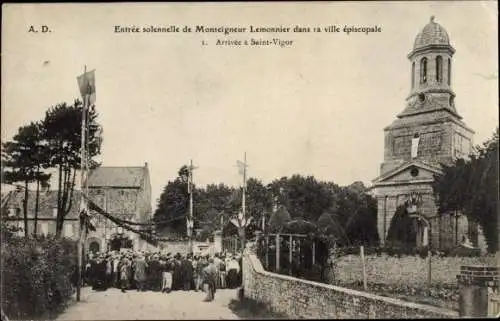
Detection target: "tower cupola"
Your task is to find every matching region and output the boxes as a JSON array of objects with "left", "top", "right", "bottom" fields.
[{"left": 403, "top": 16, "right": 458, "bottom": 118}]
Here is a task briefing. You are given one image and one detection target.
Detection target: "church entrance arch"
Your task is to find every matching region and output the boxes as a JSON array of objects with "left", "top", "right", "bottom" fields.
[
  {"left": 109, "top": 233, "right": 133, "bottom": 252},
  {"left": 87, "top": 237, "right": 101, "bottom": 254},
  {"left": 386, "top": 204, "right": 418, "bottom": 249}
]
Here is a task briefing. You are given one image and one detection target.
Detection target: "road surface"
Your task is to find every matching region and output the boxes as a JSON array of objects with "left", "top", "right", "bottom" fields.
[{"left": 57, "top": 287, "right": 241, "bottom": 320}]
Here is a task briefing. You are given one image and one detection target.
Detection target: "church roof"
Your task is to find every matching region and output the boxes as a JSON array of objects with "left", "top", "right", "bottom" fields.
[
  {"left": 88, "top": 166, "right": 147, "bottom": 188},
  {"left": 372, "top": 159, "right": 442, "bottom": 185},
  {"left": 413, "top": 16, "right": 451, "bottom": 50}
]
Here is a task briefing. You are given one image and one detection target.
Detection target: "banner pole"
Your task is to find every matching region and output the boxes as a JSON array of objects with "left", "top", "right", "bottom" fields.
[{"left": 76, "top": 65, "right": 88, "bottom": 302}]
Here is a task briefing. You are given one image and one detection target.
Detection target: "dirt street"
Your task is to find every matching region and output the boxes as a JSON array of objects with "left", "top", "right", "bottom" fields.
[{"left": 57, "top": 287, "right": 241, "bottom": 320}]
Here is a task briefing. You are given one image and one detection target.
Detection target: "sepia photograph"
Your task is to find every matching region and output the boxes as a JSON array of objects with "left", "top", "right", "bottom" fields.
[{"left": 1, "top": 1, "right": 498, "bottom": 320}]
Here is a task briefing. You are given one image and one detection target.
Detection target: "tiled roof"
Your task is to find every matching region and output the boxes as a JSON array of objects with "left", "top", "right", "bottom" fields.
[
  {"left": 88, "top": 166, "right": 146, "bottom": 188},
  {"left": 1, "top": 190, "right": 81, "bottom": 219}
]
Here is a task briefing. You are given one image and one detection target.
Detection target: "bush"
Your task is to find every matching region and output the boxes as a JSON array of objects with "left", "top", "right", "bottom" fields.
[{"left": 1, "top": 233, "right": 78, "bottom": 320}]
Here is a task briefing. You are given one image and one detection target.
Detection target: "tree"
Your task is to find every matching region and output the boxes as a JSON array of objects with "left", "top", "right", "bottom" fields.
[
  {"left": 267, "top": 175, "right": 333, "bottom": 222},
  {"left": 194, "top": 183, "right": 235, "bottom": 233},
  {"left": 386, "top": 204, "right": 417, "bottom": 248},
  {"left": 341, "top": 182, "right": 379, "bottom": 246},
  {"left": 2, "top": 122, "right": 49, "bottom": 236},
  {"left": 30, "top": 123, "right": 52, "bottom": 235},
  {"left": 268, "top": 205, "right": 291, "bottom": 233},
  {"left": 245, "top": 178, "right": 273, "bottom": 228},
  {"left": 42, "top": 101, "right": 102, "bottom": 237},
  {"left": 433, "top": 128, "right": 499, "bottom": 253},
  {"left": 153, "top": 165, "right": 190, "bottom": 235}
]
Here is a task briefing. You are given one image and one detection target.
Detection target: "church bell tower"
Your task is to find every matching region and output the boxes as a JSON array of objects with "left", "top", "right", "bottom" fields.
[{"left": 370, "top": 17, "right": 475, "bottom": 249}]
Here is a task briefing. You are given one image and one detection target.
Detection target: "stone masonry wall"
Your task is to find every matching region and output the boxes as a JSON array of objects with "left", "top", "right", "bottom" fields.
[
  {"left": 335, "top": 254, "right": 497, "bottom": 287},
  {"left": 242, "top": 249, "right": 457, "bottom": 319}
]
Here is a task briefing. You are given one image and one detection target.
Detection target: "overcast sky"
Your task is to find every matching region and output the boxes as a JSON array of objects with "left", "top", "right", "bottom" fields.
[{"left": 2, "top": 2, "right": 498, "bottom": 210}]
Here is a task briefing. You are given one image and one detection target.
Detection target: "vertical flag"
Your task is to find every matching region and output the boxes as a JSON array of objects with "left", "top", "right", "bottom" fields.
[
  {"left": 411, "top": 134, "right": 420, "bottom": 158},
  {"left": 77, "top": 69, "right": 96, "bottom": 105},
  {"left": 236, "top": 160, "right": 246, "bottom": 176}
]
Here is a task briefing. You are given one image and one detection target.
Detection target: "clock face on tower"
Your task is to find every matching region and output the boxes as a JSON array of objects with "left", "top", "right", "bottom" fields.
[{"left": 407, "top": 93, "right": 427, "bottom": 109}]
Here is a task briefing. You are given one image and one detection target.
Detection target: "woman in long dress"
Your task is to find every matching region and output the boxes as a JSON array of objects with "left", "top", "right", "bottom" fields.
[{"left": 226, "top": 257, "right": 239, "bottom": 289}]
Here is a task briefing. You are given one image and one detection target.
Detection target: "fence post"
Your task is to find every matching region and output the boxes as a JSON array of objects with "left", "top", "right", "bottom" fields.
[
  {"left": 298, "top": 238, "right": 301, "bottom": 266},
  {"left": 276, "top": 233, "right": 280, "bottom": 273},
  {"left": 360, "top": 245, "right": 367, "bottom": 291},
  {"left": 428, "top": 250, "right": 432, "bottom": 287},
  {"left": 312, "top": 240, "right": 316, "bottom": 266},
  {"left": 265, "top": 235, "right": 269, "bottom": 269},
  {"left": 289, "top": 235, "right": 293, "bottom": 276}
]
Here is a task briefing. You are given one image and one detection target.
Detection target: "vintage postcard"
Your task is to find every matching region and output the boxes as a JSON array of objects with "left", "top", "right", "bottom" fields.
[{"left": 1, "top": 1, "right": 498, "bottom": 320}]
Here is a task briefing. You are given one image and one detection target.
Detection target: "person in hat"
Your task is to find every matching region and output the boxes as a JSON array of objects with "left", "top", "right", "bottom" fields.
[
  {"left": 172, "top": 253, "right": 182, "bottom": 291},
  {"left": 161, "top": 253, "right": 173, "bottom": 293},
  {"left": 150, "top": 253, "right": 162, "bottom": 291},
  {"left": 119, "top": 255, "right": 131, "bottom": 293},
  {"left": 181, "top": 253, "right": 194, "bottom": 291},
  {"left": 226, "top": 256, "right": 240, "bottom": 289},
  {"left": 201, "top": 258, "right": 217, "bottom": 302},
  {"left": 134, "top": 253, "right": 148, "bottom": 292}
]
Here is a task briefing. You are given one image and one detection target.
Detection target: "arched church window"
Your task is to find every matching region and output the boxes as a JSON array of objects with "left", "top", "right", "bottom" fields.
[
  {"left": 420, "top": 58, "right": 427, "bottom": 84},
  {"left": 436, "top": 56, "right": 443, "bottom": 83},
  {"left": 447, "top": 58, "right": 451, "bottom": 86},
  {"left": 411, "top": 62, "right": 415, "bottom": 88}
]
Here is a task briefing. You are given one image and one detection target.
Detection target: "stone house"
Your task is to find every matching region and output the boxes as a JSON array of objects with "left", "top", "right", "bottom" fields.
[
  {"left": 1, "top": 163, "right": 154, "bottom": 252},
  {"left": 369, "top": 17, "right": 484, "bottom": 251},
  {"left": 85, "top": 163, "right": 153, "bottom": 253},
  {"left": 1, "top": 186, "right": 80, "bottom": 239}
]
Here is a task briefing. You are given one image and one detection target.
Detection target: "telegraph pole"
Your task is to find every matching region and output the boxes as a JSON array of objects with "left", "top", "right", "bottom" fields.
[
  {"left": 238, "top": 152, "right": 248, "bottom": 250},
  {"left": 187, "top": 160, "right": 196, "bottom": 254}
]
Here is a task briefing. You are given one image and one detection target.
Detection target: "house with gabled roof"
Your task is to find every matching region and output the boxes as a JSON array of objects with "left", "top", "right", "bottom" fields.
[
  {"left": 86, "top": 163, "right": 153, "bottom": 252},
  {"left": 1, "top": 186, "right": 80, "bottom": 238},
  {"left": 1, "top": 163, "right": 154, "bottom": 252}
]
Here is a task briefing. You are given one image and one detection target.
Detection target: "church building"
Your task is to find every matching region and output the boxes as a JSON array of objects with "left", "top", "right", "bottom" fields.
[{"left": 370, "top": 17, "right": 480, "bottom": 250}]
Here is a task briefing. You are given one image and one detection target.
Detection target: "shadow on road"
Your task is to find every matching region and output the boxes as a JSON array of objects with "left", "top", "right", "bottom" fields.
[{"left": 227, "top": 296, "right": 288, "bottom": 320}]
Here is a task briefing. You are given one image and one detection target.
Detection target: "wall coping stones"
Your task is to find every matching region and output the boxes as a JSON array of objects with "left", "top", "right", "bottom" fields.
[
  {"left": 457, "top": 265, "right": 500, "bottom": 287},
  {"left": 244, "top": 250, "right": 458, "bottom": 318}
]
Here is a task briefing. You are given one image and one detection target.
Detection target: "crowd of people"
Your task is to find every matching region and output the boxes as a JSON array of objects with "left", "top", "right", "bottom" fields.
[{"left": 84, "top": 250, "right": 243, "bottom": 302}]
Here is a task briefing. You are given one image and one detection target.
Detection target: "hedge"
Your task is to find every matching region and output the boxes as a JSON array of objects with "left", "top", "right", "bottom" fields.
[{"left": 1, "top": 230, "right": 78, "bottom": 320}]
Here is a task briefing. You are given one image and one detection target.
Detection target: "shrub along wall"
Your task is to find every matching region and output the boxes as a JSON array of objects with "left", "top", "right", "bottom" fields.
[{"left": 1, "top": 233, "right": 78, "bottom": 320}]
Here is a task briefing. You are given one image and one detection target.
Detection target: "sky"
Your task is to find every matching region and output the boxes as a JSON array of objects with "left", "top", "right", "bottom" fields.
[{"left": 2, "top": 2, "right": 498, "bottom": 211}]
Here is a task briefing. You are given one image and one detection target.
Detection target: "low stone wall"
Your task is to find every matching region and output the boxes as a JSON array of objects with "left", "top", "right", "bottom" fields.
[
  {"left": 335, "top": 254, "right": 497, "bottom": 287},
  {"left": 243, "top": 249, "right": 458, "bottom": 319},
  {"left": 159, "top": 241, "right": 215, "bottom": 256}
]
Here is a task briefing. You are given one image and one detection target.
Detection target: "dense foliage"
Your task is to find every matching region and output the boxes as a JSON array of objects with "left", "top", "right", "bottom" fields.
[
  {"left": 154, "top": 167, "right": 379, "bottom": 247},
  {"left": 385, "top": 205, "right": 417, "bottom": 248},
  {"left": 1, "top": 224, "right": 78, "bottom": 320},
  {"left": 432, "top": 128, "right": 499, "bottom": 253},
  {"left": 2, "top": 100, "right": 103, "bottom": 236}
]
